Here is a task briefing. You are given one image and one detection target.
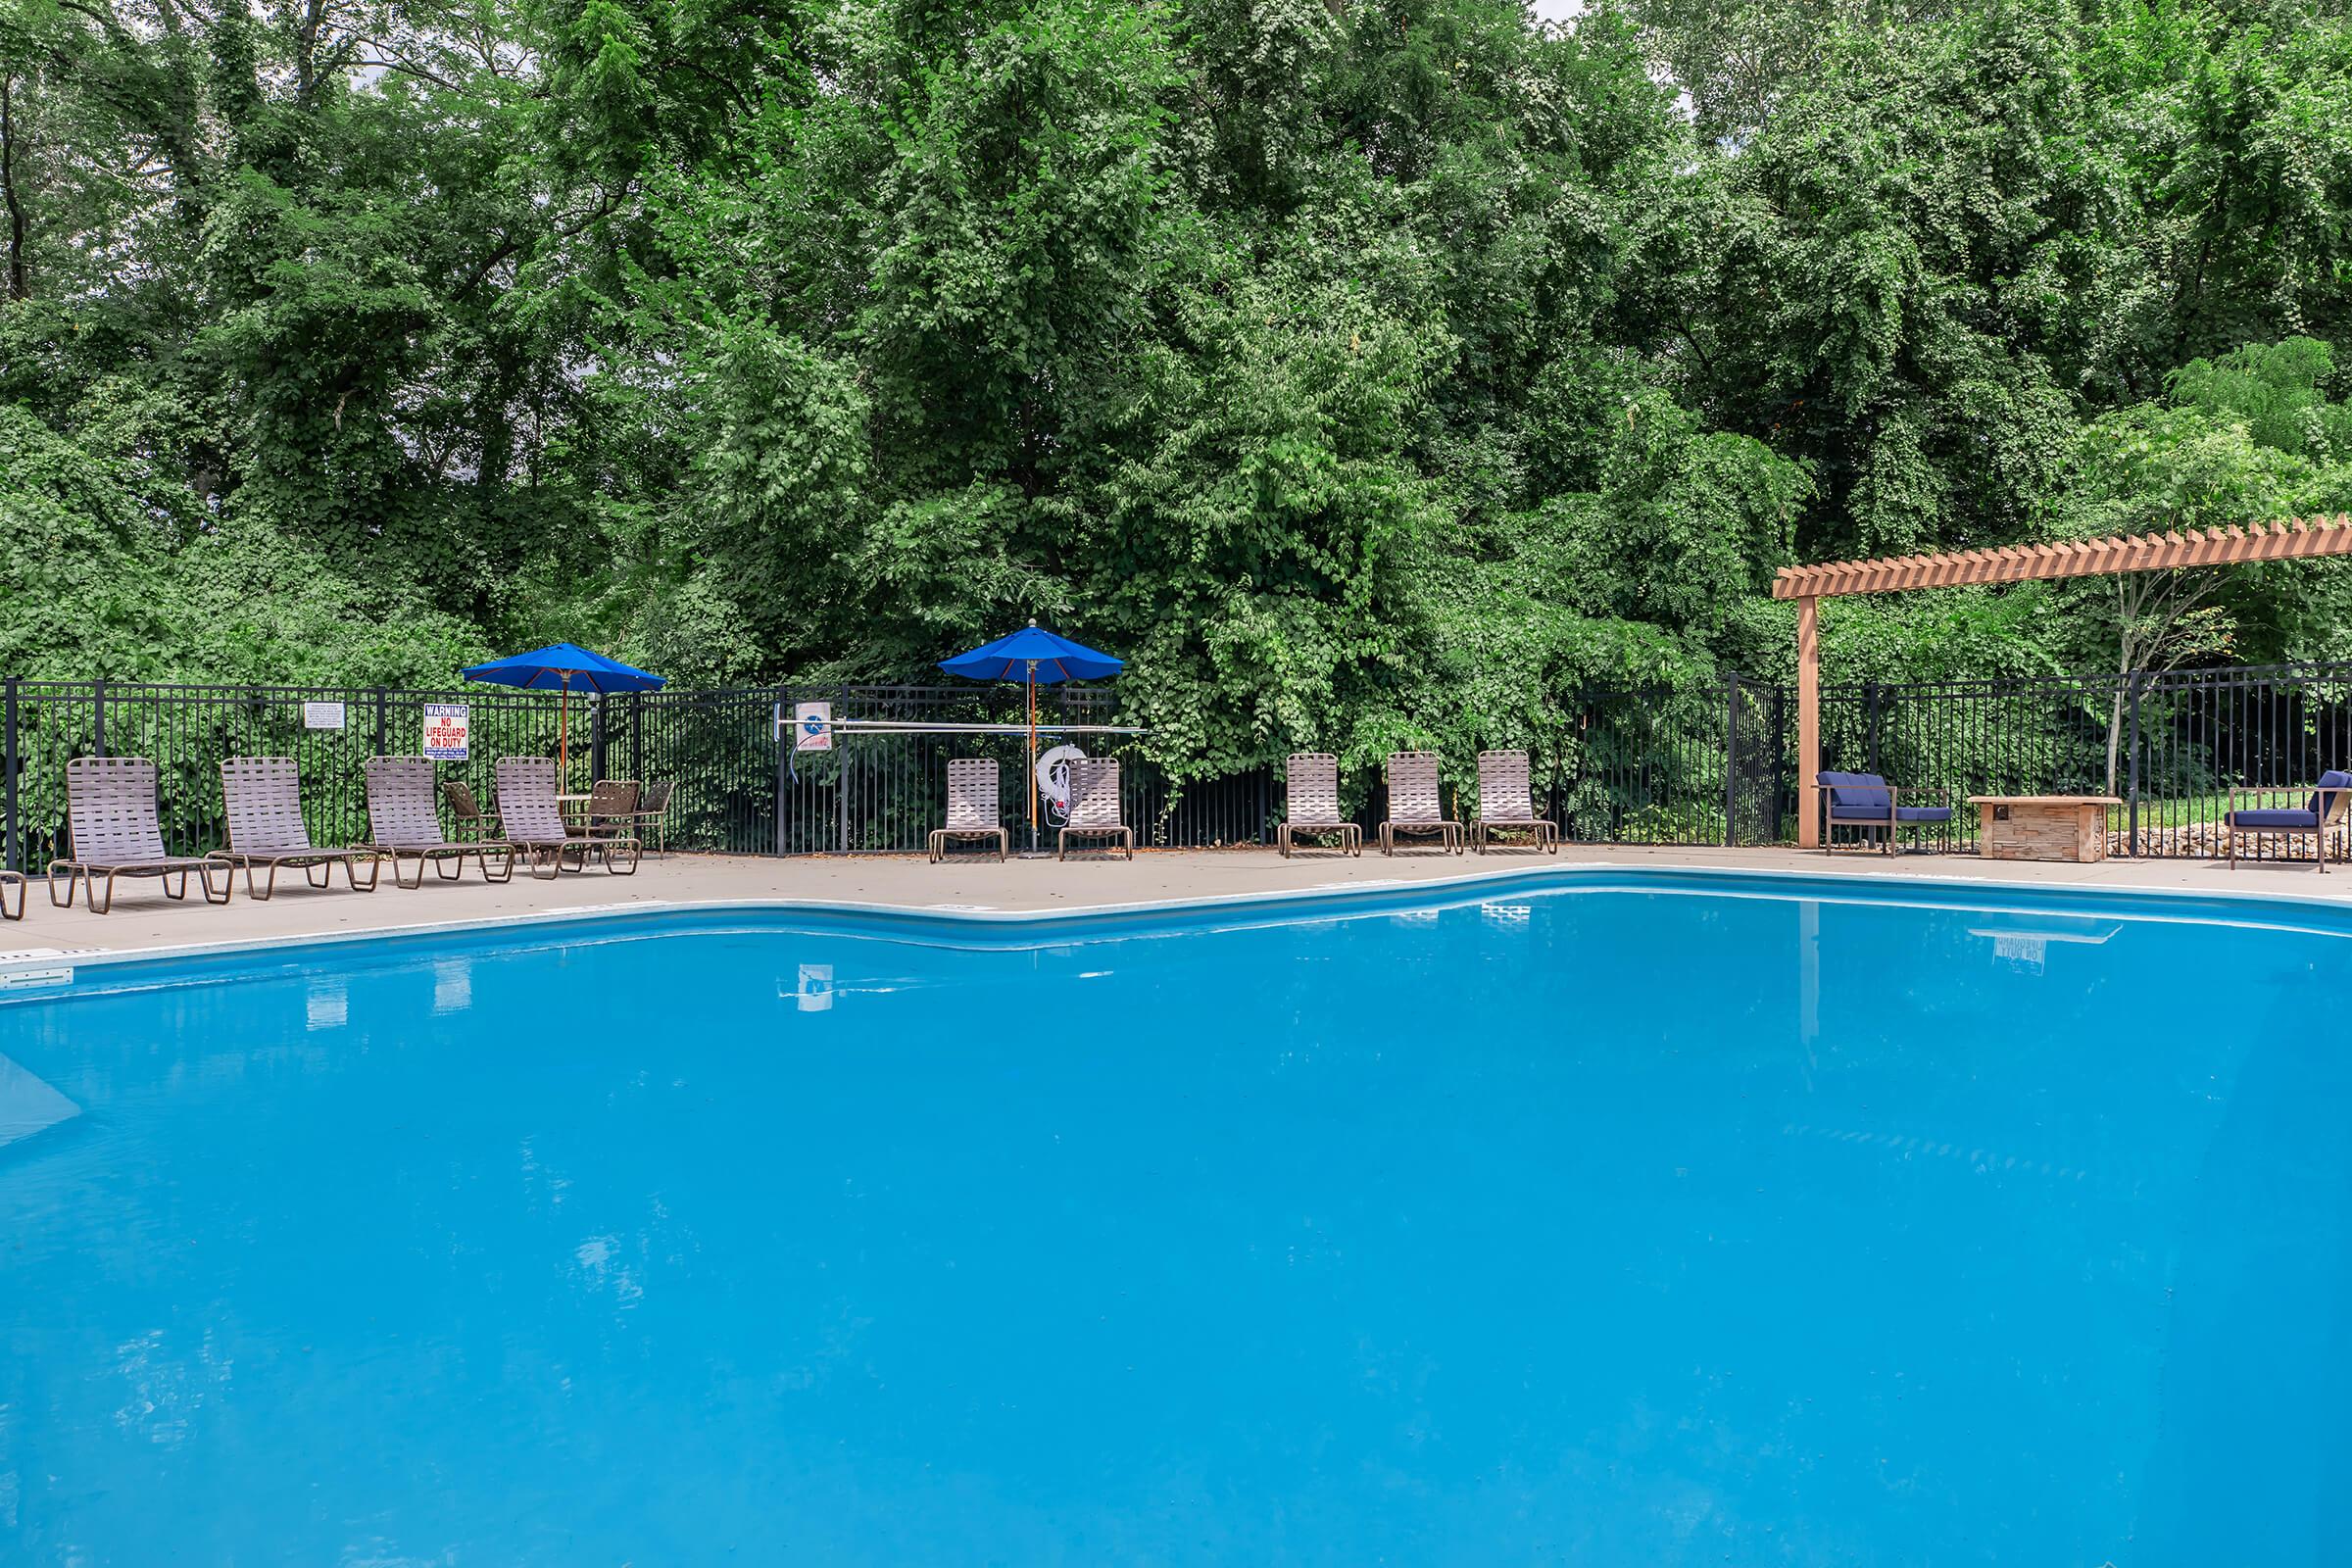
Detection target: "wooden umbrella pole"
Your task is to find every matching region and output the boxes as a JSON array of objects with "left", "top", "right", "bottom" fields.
[{"left": 560, "top": 672, "right": 570, "bottom": 786}]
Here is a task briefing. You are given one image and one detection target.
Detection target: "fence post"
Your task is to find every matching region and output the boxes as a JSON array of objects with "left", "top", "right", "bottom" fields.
[
  {"left": 373, "top": 689, "right": 388, "bottom": 757},
  {"left": 1724, "top": 671, "right": 1740, "bottom": 847},
  {"left": 590, "top": 693, "right": 608, "bottom": 783},
  {"left": 1865, "top": 681, "right": 1882, "bottom": 774},
  {"left": 93, "top": 677, "right": 106, "bottom": 757},
  {"left": 630, "top": 691, "right": 645, "bottom": 783},
  {"left": 2126, "top": 670, "right": 2143, "bottom": 856},
  {"left": 3, "top": 677, "right": 16, "bottom": 873},
  {"left": 837, "top": 682, "right": 852, "bottom": 856},
  {"left": 774, "top": 688, "right": 790, "bottom": 858}
]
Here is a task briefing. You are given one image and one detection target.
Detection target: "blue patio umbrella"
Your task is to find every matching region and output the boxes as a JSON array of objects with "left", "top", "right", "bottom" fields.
[
  {"left": 940, "top": 620, "right": 1124, "bottom": 848},
  {"left": 462, "top": 643, "right": 665, "bottom": 781}
]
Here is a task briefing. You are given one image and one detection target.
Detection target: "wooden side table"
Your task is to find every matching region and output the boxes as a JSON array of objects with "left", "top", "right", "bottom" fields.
[{"left": 1967, "top": 796, "right": 2122, "bottom": 863}]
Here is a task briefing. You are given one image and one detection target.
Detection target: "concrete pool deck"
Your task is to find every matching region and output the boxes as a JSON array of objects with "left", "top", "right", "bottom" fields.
[{"left": 10, "top": 841, "right": 2352, "bottom": 960}]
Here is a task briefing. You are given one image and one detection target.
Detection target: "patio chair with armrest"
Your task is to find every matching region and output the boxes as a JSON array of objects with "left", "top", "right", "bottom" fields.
[
  {"left": 441, "top": 780, "right": 502, "bottom": 841},
  {"left": 1817, "top": 771, "right": 1955, "bottom": 855},
  {"left": 2222, "top": 770, "right": 2352, "bottom": 872}
]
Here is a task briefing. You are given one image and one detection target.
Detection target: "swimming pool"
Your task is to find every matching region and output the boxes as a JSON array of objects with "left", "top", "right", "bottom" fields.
[{"left": 2, "top": 869, "right": 2346, "bottom": 1565}]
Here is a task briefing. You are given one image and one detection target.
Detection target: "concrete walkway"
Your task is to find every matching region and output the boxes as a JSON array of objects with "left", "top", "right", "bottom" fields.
[{"left": 7, "top": 841, "right": 2350, "bottom": 962}]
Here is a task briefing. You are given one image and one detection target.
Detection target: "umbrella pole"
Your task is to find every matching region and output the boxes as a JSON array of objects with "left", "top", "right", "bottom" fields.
[
  {"left": 1027, "top": 662, "right": 1038, "bottom": 854},
  {"left": 560, "top": 673, "right": 570, "bottom": 787}
]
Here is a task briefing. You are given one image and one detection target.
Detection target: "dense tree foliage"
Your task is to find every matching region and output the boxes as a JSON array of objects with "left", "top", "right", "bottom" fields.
[{"left": 9, "top": 0, "right": 2352, "bottom": 774}]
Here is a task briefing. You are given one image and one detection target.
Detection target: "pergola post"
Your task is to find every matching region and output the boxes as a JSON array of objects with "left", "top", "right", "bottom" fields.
[{"left": 1795, "top": 594, "right": 1820, "bottom": 849}]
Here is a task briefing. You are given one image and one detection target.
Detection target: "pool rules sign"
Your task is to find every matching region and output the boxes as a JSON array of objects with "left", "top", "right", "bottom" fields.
[{"left": 422, "top": 704, "right": 469, "bottom": 760}]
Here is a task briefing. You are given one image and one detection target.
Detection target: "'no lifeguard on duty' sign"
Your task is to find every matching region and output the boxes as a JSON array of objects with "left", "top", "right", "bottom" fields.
[{"left": 422, "top": 704, "right": 470, "bottom": 760}]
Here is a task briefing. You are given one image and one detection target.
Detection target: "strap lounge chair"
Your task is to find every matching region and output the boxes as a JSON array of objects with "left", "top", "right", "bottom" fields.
[
  {"left": 1278, "top": 753, "right": 1360, "bottom": 857},
  {"left": 1380, "top": 751, "right": 1463, "bottom": 856},
  {"left": 1057, "top": 757, "right": 1134, "bottom": 859},
  {"left": 1472, "top": 749, "right": 1558, "bottom": 854},
  {"left": 211, "top": 758, "right": 381, "bottom": 899},
  {"left": 1817, "top": 771, "right": 1954, "bottom": 855},
  {"left": 48, "top": 756, "right": 232, "bottom": 912},
  {"left": 497, "top": 758, "right": 640, "bottom": 878},
  {"left": 2222, "top": 770, "right": 2352, "bottom": 872},
  {"left": 929, "top": 759, "right": 1009, "bottom": 862},
  {"left": 441, "top": 779, "right": 502, "bottom": 841},
  {"left": 365, "top": 757, "right": 516, "bottom": 888}
]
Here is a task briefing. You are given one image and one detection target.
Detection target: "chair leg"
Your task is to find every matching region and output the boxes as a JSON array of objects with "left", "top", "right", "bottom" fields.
[
  {"left": 0, "top": 874, "right": 19, "bottom": 921},
  {"left": 92, "top": 869, "right": 119, "bottom": 914},
  {"left": 48, "top": 863, "right": 78, "bottom": 908},
  {"left": 202, "top": 860, "right": 233, "bottom": 905}
]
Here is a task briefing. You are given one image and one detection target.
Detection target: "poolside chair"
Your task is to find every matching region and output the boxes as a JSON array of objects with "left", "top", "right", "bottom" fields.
[
  {"left": 48, "top": 756, "right": 233, "bottom": 912},
  {"left": 930, "top": 759, "right": 1009, "bottom": 862},
  {"left": 583, "top": 779, "right": 641, "bottom": 855},
  {"left": 1278, "top": 753, "right": 1360, "bottom": 857},
  {"left": 622, "top": 779, "right": 676, "bottom": 858},
  {"left": 1380, "top": 752, "right": 1463, "bottom": 856},
  {"left": 1057, "top": 757, "right": 1134, "bottom": 859},
  {"left": 0, "top": 869, "right": 24, "bottom": 920},
  {"left": 1817, "top": 771, "right": 1954, "bottom": 855},
  {"left": 211, "top": 758, "right": 381, "bottom": 899},
  {"left": 441, "top": 779, "right": 502, "bottom": 841},
  {"left": 496, "top": 758, "right": 640, "bottom": 878},
  {"left": 1472, "top": 749, "right": 1558, "bottom": 854},
  {"left": 2222, "top": 770, "right": 2352, "bottom": 872},
  {"left": 365, "top": 757, "right": 517, "bottom": 889}
]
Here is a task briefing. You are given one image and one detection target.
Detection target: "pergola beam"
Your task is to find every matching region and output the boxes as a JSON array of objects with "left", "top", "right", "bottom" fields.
[
  {"left": 1778, "top": 514, "right": 2352, "bottom": 847},
  {"left": 1772, "top": 514, "right": 2352, "bottom": 602}
]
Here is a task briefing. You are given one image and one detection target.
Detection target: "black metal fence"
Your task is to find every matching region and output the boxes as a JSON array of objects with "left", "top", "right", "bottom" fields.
[{"left": 5, "top": 662, "right": 2352, "bottom": 867}]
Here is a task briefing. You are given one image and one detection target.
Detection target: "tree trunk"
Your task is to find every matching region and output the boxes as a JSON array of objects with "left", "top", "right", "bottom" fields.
[{"left": 1, "top": 73, "right": 28, "bottom": 301}]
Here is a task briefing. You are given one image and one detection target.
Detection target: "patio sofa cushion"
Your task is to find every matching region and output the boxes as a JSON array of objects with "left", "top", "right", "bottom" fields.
[
  {"left": 1818, "top": 771, "right": 1891, "bottom": 810},
  {"left": 2228, "top": 808, "right": 2323, "bottom": 830},
  {"left": 1829, "top": 803, "right": 1952, "bottom": 824}
]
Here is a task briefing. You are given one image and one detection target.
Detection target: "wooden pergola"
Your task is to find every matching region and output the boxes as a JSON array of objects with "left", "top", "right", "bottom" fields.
[{"left": 1771, "top": 514, "right": 2352, "bottom": 847}]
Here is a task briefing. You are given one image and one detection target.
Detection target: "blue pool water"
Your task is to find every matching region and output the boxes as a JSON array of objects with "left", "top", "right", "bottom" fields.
[{"left": 2, "top": 871, "right": 2349, "bottom": 1565}]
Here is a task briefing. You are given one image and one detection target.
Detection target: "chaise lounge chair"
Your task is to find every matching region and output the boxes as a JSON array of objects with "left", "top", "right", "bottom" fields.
[
  {"left": 1380, "top": 751, "right": 1463, "bottom": 856},
  {"left": 2221, "top": 770, "right": 2352, "bottom": 872},
  {"left": 1817, "top": 771, "right": 1954, "bottom": 855},
  {"left": 1057, "top": 757, "right": 1134, "bottom": 859},
  {"left": 366, "top": 757, "right": 517, "bottom": 888},
  {"left": 48, "top": 756, "right": 233, "bottom": 912},
  {"left": 929, "top": 758, "right": 1009, "bottom": 862},
  {"left": 211, "top": 757, "right": 381, "bottom": 899},
  {"left": 1472, "top": 749, "right": 1558, "bottom": 854},
  {"left": 496, "top": 758, "right": 640, "bottom": 878},
  {"left": 1279, "top": 752, "right": 1360, "bottom": 858}
]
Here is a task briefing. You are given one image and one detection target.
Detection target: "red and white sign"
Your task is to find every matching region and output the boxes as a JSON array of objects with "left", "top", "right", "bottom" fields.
[{"left": 422, "top": 703, "right": 470, "bottom": 760}]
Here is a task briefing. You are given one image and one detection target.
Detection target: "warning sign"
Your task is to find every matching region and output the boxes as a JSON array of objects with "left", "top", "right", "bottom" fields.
[
  {"left": 422, "top": 703, "right": 469, "bottom": 760},
  {"left": 794, "top": 702, "right": 834, "bottom": 752}
]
